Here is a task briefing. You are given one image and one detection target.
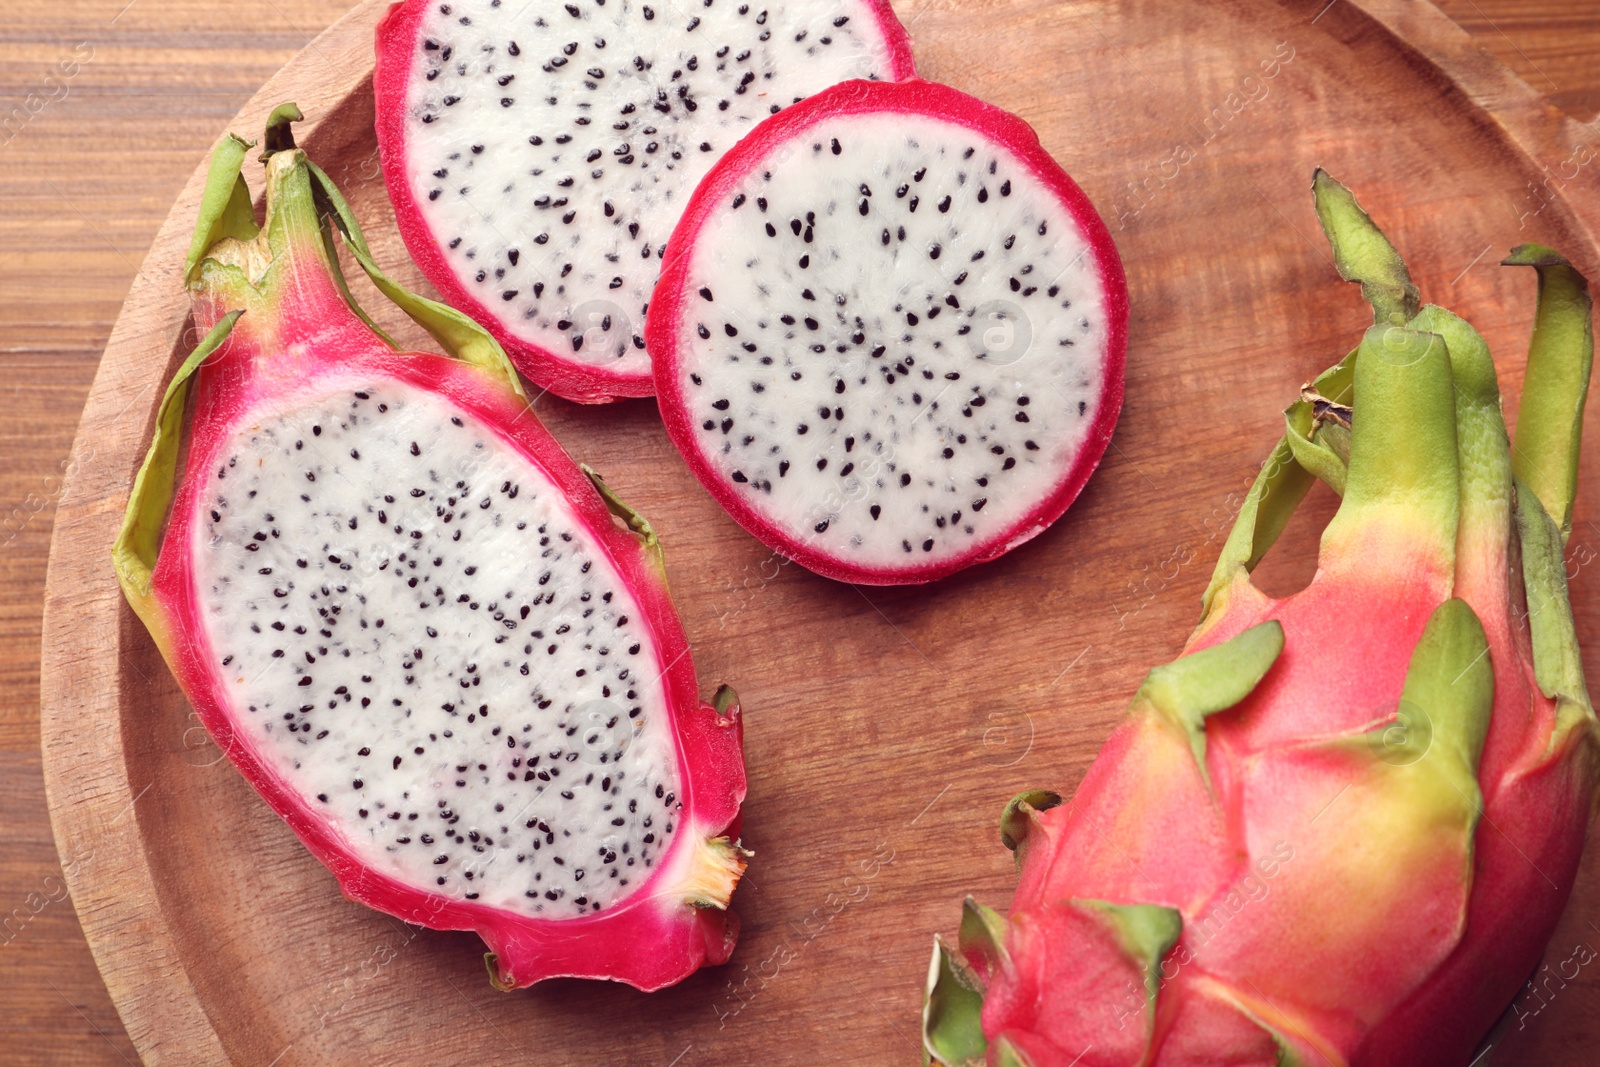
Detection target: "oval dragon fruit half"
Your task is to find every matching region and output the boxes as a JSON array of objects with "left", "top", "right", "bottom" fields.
[
  {"left": 921, "top": 174, "right": 1598, "bottom": 1066},
  {"left": 113, "top": 108, "right": 748, "bottom": 992},
  {"left": 373, "top": 0, "right": 918, "bottom": 403},
  {"left": 648, "top": 79, "right": 1128, "bottom": 585}
]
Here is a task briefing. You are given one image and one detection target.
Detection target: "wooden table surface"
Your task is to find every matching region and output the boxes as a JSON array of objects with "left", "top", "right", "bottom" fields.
[{"left": 2, "top": 2, "right": 1598, "bottom": 1063}]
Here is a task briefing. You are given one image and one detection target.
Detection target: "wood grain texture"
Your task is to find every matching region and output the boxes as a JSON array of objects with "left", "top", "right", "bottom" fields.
[
  {"left": 1433, "top": 0, "right": 1600, "bottom": 120},
  {"left": 8, "top": 0, "right": 1600, "bottom": 1063}
]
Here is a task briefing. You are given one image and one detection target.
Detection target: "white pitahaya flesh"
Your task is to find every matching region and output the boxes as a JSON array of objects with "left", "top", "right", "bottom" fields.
[
  {"left": 648, "top": 79, "right": 1128, "bottom": 585},
  {"left": 199, "top": 382, "right": 681, "bottom": 917},
  {"left": 374, "top": 0, "right": 917, "bottom": 403},
  {"left": 114, "top": 110, "right": 748, "bottom": 991}
]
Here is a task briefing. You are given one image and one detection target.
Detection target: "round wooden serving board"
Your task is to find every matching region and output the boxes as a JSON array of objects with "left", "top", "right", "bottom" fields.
[{"left": 39, "top": 0, "right": 1600, "bottom": 1063}]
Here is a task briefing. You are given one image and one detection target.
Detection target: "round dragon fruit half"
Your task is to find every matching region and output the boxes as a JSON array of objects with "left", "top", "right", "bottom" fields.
[
  {"left": 373, "top": 0, "right": 917, "bottom": 403},
  {"left": 648, "top": 79, "right": 1128, "bottom": 585},
  {"left": 113, "top": 109, "right": 748, "bottom": 991}
]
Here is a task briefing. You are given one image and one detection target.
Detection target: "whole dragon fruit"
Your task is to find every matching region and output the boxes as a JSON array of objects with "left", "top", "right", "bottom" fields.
[
  {"left": 373, "top": 0, "right": 916, "bottom": 403},
  {"left": 922, "top": 173, "right": 1598, "bottom": 1065},
  {"left": 114, "top": 108, "right": 748, "bottom": 992}
]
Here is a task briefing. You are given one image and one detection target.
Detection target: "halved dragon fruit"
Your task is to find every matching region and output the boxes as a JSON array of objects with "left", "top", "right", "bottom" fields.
[
  {"left": 648, "top": 79, "right": 1128, "bottom": 585},
  {"left": 114, "top": 109, "right": 748, "bottom": 991},
  {"left": 373, "top": 0, "right": 917, "bottom": 403}
]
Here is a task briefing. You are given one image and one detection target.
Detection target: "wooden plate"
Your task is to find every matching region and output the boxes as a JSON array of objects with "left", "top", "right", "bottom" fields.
[{"left": 40, "top": 1, "right": 1600, "bottom": 1063}]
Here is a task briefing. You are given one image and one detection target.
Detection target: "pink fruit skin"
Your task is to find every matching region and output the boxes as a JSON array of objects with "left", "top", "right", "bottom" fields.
[
  {"left": 150, "top": 200, "right": 748, "bottom": 992},
  {"left": 982, "top": 545, "right": 1596, "bottom": 1064},
  {"left": 372, "top": 0, "right": 920, "bottom": 405},
  {"left": 972, "top": 453, "right": 1596, "bottom": 1063},
  {"left": 647, "top": 78, "right": 1130, "bottom": 586}
]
